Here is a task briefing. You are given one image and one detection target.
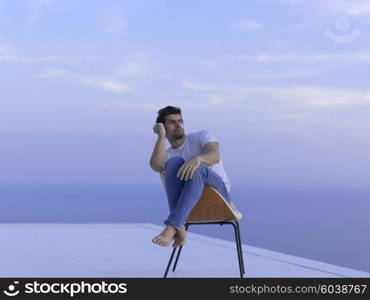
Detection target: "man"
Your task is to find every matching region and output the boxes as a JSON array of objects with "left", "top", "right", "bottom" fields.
[{"left": 149, "top": 105, "right": 231, "bottom": 248}]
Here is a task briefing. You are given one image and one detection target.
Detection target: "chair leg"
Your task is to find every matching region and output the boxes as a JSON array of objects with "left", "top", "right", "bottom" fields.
[
  {"left": 163, "top": 247, "right": 177, "bottom": 278},
  {"left": 172, "top": 245, "right": 183, "bottom": 272},
  {"left": 172, "top": 224, "right": 189, "bottom": 272},
  {"left": 230, "top": 222, "right": 244, "bottom": 278},
  {"left": 235, "top": 221, "right": 245, "bottom": 274}
]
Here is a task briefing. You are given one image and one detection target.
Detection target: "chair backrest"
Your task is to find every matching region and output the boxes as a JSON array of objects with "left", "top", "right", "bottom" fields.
[{"left": 159, "top": 171, "right": 242, "bottom": 223}]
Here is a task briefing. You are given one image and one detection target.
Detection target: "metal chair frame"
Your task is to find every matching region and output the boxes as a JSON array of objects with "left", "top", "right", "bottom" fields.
[{"left": 163, "top": 220, "right": 245, "bottom": 278}]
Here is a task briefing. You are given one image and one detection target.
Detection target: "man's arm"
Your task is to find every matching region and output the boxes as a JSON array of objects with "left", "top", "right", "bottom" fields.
[
  {"left": 176, "top": 141, "right": 220, "bottom": 181},
  {"left": 198, "top": 142, "right": 220, "bottom": 166},
  {"left": 149, "top": 136, "right": 168, "bottom": 172}
]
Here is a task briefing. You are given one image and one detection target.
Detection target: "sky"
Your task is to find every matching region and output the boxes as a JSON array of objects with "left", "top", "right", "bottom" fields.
[{"left": 1, "top": 0, "right": 370, "bottom": 186}]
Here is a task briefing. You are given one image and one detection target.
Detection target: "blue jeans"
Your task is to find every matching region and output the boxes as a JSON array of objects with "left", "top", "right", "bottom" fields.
[{"left": 163, "top": 156, "right": 231, "bottom": 230}]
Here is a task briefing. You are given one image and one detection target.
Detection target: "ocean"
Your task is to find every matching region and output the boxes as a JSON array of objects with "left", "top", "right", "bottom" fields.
[{"left": 1, "top": 182, "right": 369, "bottom": 273}]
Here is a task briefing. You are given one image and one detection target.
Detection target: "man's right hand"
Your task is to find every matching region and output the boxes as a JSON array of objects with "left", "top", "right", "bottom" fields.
[{"left": 153, "top": 123, "right": 166, "bottom": 138}]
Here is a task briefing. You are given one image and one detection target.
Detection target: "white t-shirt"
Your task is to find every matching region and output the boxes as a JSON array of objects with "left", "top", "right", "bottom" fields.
[{"left": 166, "top": 130, "right": 231, "bottom": 193}]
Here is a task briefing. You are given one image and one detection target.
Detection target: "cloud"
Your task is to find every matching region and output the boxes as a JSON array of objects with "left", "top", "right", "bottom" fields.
[
  {"left": 36, "top": 53, "right": 163, "bottom": 93},
  {"left": 237, "top": 70, "right": 326, "bottom": 79},
  {"left": 81, "top": 77, "right": 131, "bottom": 93},
  {"left": 313, "top": 0, "right": 370, "bottom": 16},
  {"left": 182, "top": 80, "right": 370, "bottom": 108},
  {"left": 0, "top": 46, "right": 73, "bottom": 64},
  {"left": 201, "top": 52, "right": 370, "bottom": 80},
  {"left": 266, "top": 0, "right": 370, "bottom": 17},
  {"left": 114, "top": 54, "right": 164, "bottom": 79},
  {"left": 99, "top": 102, "right": 168, "bottom": 110},
  {"left": 101, "top": 6, "right": 129, "bottom": 33},
  {"left": 205, "top": 94, "right": 228, "bottom": 104},
  {"left": 98, "top": 100, "right": 212, "bottom": 110},
  {"left": 232, "top": 19, "right": 263, "bottom": 31},
  {"left": 225, "top": 52, "right": 370, "bottom": 64},
  {"left": 38, "top": 69, "right": 132, "bottom": 93},
  {"left": 269, "top": 111, "right": 312, "bottom": 119},
  {"left": 38, "top": 69, "right": 69, "bottom": 78}
]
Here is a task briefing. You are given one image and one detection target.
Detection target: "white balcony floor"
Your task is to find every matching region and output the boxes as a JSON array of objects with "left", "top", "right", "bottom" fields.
[{"left": 0, "top": 223, "right": 369, "bottom": 278}]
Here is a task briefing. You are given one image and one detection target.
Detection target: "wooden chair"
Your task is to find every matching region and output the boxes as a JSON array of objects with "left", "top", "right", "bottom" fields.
[{"left": 160, "top": 171, "right": 245, "bottom": 278}]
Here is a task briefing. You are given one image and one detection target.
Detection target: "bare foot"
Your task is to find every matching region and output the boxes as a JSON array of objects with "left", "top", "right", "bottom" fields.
[
  {"left": 173, "top": 225, "right": 187, "bottom": 248},
  {"left": 152, "top": 225, "right": 177, "bottom": 247}
]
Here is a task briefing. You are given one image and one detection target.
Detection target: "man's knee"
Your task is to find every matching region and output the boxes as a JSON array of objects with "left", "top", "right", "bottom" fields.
[
  {"left": 192, "top": 163, "right": 208, "bottom": 177},
  {"left": 165, "top": 157, "right": 185, "bottom": 171}
]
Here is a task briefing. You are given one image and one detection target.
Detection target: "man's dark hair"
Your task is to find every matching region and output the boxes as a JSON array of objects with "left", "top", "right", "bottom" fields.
[{"left": 156, "top": 106, "right": 182, "bottom": 124}]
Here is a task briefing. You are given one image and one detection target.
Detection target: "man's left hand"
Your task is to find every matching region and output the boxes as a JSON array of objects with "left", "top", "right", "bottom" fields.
[{"left": 177, "top": 156, "right": 201, "bottom": 181}]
